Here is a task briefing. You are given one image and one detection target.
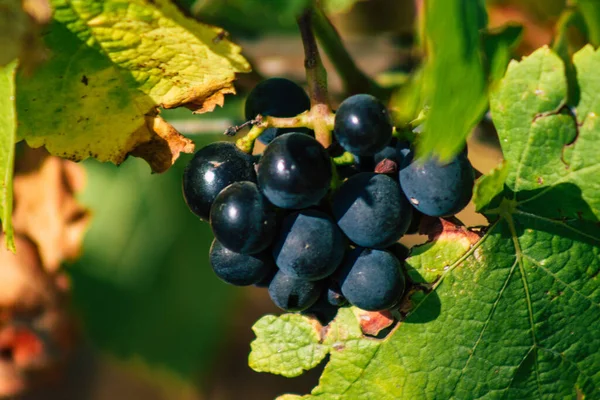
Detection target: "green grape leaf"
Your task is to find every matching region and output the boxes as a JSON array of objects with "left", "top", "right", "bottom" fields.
[
  {"left": 0, "top": 61, "right": 17, "bottom": 251},
  {"left": 418, "top": 0, "right": 488, "bottom": 161},
  {"left": 473, "top": 160, "right": 509, "bottom": 213},
  {"left": 490, "top": 46, "right": 600, "bottom": 221},
  {"left": 16, "top": 0, "right": 250, "bottom": 173},
  {"left": 250, "top": 45, "right": 600, "bottom": 399},
  {"left": 249, "top": 314, "right": 328, "bottom": 378}
]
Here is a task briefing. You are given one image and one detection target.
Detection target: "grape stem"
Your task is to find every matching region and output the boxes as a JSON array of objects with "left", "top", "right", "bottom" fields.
[
  {"left": 298, "top": 7, "right": 334, "bottom": 149},
  {"left": 233, "top": 7, "right": 339, "bottom": 153},
  {"left": 234, "top": 111, "right": 335, "bottom": 154},
  {"left": 311, "top": 6, "right": 391, "bottom": 100},
  {"left": 332, "top": 151, "right": 355, "bottom": 166}
]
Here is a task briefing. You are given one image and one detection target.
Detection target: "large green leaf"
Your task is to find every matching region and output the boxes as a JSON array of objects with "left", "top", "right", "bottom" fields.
[
  {"left": 16, "top": 0, "right": 250, "bottom": 173},
  {"left": 250, "top": 46, "right": 600, "bottom": 399},
  {"left": 0, "top": 61, "right": 16, "bottom": 251},
  {"left": 418, "top": 0, "right": 488, "bottom": 160}
]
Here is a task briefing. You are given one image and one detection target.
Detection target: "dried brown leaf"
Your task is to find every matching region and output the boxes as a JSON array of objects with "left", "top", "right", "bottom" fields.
[{"left": 12, "top": 148, "right": 91, "bottom": 273}]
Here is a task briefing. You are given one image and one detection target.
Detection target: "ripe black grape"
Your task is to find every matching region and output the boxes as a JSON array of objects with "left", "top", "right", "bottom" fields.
[
  {"left": 245, "top": 77, "right": 311, "bottom": 144},
  {"left": 257, "top": 132, "right": 332, "bottom": 209},
  {"left": 399, "top": 150, "right": 474, "bottom": 217},
  {"left": 332, "top": 172, "right": 412, "bottom": 248},
  {"left": 268, "top": 270, "right": 323, "bottom": 312},
  {"left": 374, "top": 137, "right": 399, "bottom": 165},
  {"left": 333, "top": 94, "right": 393, "bottom": 156},
  {"left": 182, "top": 142, "right": 256, "bottom": 221},
  {"left": 272, "top": 209, "right": 346, "bottom": 281},
  {"left": 326, "top": 281, "right": 347, "bottom": 307},
  {"left": 336, "top": 247, "right": 405, "bottom": 311},
  {"left": 210, "top": 181, "right": 277, "bottom": 254},
  {"left": 209, "top": 239, "right": 276, "bottom": 286}
]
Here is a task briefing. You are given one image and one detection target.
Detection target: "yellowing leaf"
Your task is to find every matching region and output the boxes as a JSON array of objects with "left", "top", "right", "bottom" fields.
[{"left": 16, "top": 0, "right": 250, "bottom": 173}]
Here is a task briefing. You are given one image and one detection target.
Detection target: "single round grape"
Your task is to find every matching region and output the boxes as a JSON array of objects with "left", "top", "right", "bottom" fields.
[
  {"left": 326, "top": 281, "right": 347, "bottom": 307},
  {"left": 268, "top": 270, "right": 323, "bottom": 312},
  {"left": 210, "top": 182, "right": 277, "bottom": 254},
  {"left": 245, "top": 77, "right": 312, "bottom": 144},
  {"left": 209, "top": 239, "right": 276, "bottom": 286},
  {"left": 336, "top": 247, "right": 405, "bottom": 311},
  {"left": 374, "top": 137, "right": 399, "bottom": 165},
  {"left": 332, "top": 172, "right": 412, "bottom": 248},
  {"left": 333, "top": 94, "right": 393, "bottom": 156},
  {"left": 272, "top": 209, "right": 346, "bottom": 281},
  {"left": 399, "top": 150, "right": 474, "bottom": 217},
  {"left": 257, "top": 132, "right": 332, "bottom": 209},
  {"left": 182, "top": 142, "right": 256, "bottom": 221}
]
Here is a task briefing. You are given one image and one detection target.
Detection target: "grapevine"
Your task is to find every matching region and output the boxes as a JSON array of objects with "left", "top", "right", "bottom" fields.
[{"left": 1, "top": 0, "right": 599, "bottom": 399}]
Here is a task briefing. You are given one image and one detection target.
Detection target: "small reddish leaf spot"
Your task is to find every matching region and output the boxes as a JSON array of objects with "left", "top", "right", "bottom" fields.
[
  {"left": 357, "top": 310, "right": 394, "bottom": 336},
  {"left": 424, "top": 217, "right": 481, "bottom": 245}
]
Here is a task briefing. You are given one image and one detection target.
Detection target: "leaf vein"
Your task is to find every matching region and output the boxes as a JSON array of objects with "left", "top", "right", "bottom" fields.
[
  {"left": 523, "top": 254, "right": 600, "bottom": 308},
  {"left": 513, "top": 210, "right": 600, "bottom": 242},
  {"left": 506, "top": 213, "right": 543, "bottom": 397},
  {"left": 451, "top": 257, "right": 519, "bottom": 393}
]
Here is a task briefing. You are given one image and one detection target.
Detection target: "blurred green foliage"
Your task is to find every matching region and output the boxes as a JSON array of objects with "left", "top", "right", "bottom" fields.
[
  {"left": 70, "top": 122, "right": 240, "bottom": 380},
  {"left": 183, "top": 0, "right": 308, "bottom": 37}
]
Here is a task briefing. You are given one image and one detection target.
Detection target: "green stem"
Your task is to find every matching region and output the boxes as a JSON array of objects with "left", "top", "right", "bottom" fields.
[
  {"left": 236, "top": 125, "right": 265, "bottom": 154},
  {"left": 332, "top": 151, "right": 355, "bottom": 166},
  {"left": 234, "top": 111, "right": 326, "bottom": 153},
  {"left": 311, "top": 6, "right": 391, "bottom": 100},
  {"left": 298, "top": 8, "right": 333, "bottom": 149}
]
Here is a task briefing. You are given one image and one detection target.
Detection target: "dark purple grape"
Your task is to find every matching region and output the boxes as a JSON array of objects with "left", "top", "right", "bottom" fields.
[
  {"left": 182, "top": 142, "right": 256, "bottom": 221},
  {"left": 245, "top": 78, "right": 311, "bottom": 144},
  {"left": 209, "top": 239, "right": 276, "bottom": 286},
  {"left": 326, "top": 281, "right": 347, "bottom": 307},
  {"left": 336, "top": 247, "right": 405, "bottom": 311},
  {"left": 257, "top": 132, "right": 332, "bottom": 209},
  {"left": 210, "top": 182, "right": 277, "bottom": 254},
  {"left": 333, "top": 94, "right": 393, "bottom": 156},
  {"left": 268, "top": 270, "right": 323, "bottom": 312},
  {"left": 374, "top": 137, "right": 399, "bottom": 165},
  {"left": 272, "top": 209, "right": 346, "bottom": 281},
  {"left": 332, "top": 172, "right": 412, "bottom": 248},
  {"left": 399, "top": 149, "right": 474, "bottom": 217}
]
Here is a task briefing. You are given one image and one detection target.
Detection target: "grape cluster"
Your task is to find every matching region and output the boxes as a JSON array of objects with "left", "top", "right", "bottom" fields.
[{"left": 182, "top": 78, "right": 475, "bottom": 318}]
